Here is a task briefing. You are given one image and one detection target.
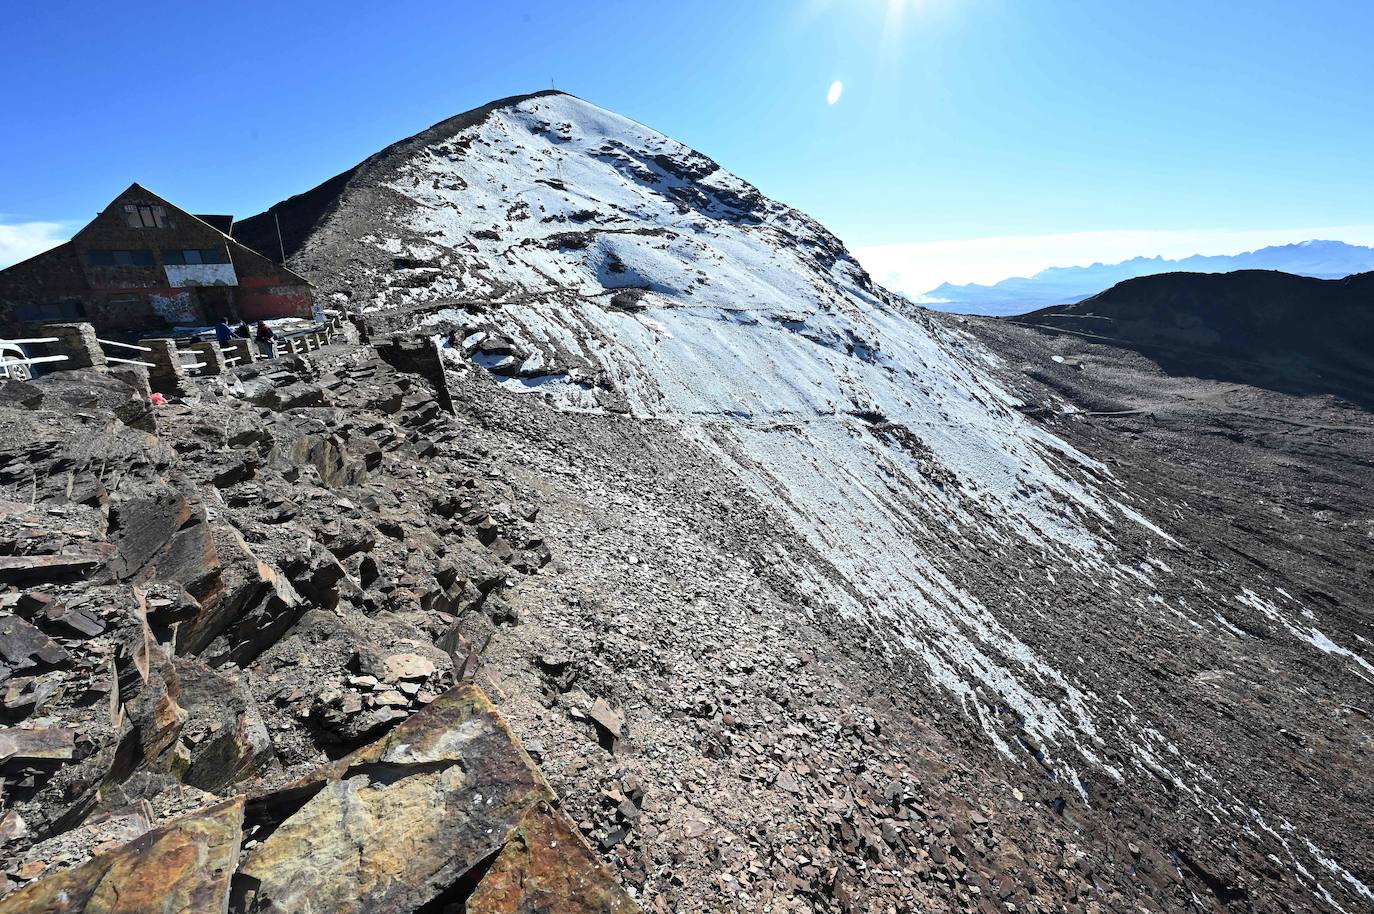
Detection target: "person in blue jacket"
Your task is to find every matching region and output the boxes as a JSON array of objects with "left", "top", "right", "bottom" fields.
[{"left": 214, "top": 319, "right": 233, "bottom": 345}]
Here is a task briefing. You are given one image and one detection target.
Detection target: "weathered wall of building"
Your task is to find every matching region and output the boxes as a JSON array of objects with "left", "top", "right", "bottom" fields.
[
  {"left": 0, "top": 244, "right": 91, "bottom": 331},
  {"left": 235, "top": 277, "right": 314, "bottom": 320},
  {"left": 229, "top": 243, "right": 315, "bottom": 320},
  {"left": 83, "top": 292, "right": 166, "bottom": 330}
]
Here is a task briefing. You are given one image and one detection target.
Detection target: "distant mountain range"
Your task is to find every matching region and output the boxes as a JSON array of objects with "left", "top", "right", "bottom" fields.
[{"left": 919, "top": 240, "right": 1374, "bottom": 315}]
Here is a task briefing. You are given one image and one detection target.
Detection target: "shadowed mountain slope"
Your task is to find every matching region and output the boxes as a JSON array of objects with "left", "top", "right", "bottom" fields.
[{"left": 1011, "top": 269, "right": 1374, "bottom": 406}]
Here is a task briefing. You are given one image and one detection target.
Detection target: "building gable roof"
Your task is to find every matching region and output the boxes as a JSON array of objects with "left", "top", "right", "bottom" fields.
[{"left": 72, "top": 183, "right": 313, "bottom": 288}]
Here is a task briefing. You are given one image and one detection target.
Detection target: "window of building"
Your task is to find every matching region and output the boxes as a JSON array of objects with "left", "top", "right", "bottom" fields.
[
  {"left": 14, "top": 302, "right": 86, "bottom": 322},
  {"left": 88, "top": 249, "right": 154, "bottom": 267},
  {"left": 115, "top": 250, "right": 154, "bottom": 266},
  {"left": 161, "top": 248, "right": 228, "bottom": 266},
  {"left": 122, "top": 203, "right": 167, "bottom": 229}
]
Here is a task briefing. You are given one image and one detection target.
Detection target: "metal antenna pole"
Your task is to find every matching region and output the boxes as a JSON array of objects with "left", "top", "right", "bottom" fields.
[{"left": 274, "top": 210, "right": 287, "bottom": 265}]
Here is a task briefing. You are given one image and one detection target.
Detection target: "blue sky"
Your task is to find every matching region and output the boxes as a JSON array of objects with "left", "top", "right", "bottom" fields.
[{"left": 4, "top": 0, "right": 1372, "bottom": 293}]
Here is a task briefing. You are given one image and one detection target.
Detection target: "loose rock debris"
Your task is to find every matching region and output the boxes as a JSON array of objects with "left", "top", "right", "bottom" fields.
[{"left": 0, "top": 346, "right": 636, "bottom": 913}]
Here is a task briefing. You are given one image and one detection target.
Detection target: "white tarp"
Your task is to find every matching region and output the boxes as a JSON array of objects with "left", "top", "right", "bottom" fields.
[{"left": 164, "top": 263, "right": 238, "bottom": 288}]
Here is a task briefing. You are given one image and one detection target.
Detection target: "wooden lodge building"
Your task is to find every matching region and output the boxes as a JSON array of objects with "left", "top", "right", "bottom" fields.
[{"left": 0, "top": 184, "right": 315, "bottom": 335}]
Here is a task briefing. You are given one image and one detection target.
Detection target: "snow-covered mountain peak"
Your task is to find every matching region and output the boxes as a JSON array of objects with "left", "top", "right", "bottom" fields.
[{"left": 234, "top": 95, "right": 1374, "bottom": 911}]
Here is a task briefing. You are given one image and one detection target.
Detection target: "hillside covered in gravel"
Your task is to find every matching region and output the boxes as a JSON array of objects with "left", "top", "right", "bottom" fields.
[{"left": 3, "top": 90, "right": 1371, "bottom": 914}]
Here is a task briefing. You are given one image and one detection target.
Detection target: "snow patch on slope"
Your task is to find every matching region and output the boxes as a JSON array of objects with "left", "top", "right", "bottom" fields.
[{"left": 378, "top": 95, "right": 1182, "bottom": 790}]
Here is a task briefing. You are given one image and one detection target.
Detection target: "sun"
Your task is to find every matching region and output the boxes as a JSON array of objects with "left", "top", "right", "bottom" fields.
[{"left": 827, "top": 81, "right": 844, "bottom": 105}]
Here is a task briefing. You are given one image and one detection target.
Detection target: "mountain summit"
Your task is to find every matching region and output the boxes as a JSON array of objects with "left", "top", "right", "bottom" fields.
[{"left": 226, "top": 92, "right": 1374, "bottom": 912}]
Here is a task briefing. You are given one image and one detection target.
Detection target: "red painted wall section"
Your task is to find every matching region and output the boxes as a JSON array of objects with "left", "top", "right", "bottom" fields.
[{"left": 236, "top": 275, "right": 314, "bottom": 320}]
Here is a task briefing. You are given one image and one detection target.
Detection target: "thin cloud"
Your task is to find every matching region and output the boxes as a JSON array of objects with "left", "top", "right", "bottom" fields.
[
  {"left": 854, "top": 225, "right": 1374, "bottom": 298},
  {"left": 0, "top": 221, "right": 72, "bottom": 269}
]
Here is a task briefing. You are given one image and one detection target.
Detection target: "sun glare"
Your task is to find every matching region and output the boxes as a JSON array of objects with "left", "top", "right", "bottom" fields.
[{"left": 827, "top": 80, "right": 844, "bottom": 105}]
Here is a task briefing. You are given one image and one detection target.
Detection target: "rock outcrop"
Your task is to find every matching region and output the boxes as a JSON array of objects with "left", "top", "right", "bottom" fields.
[{"left": 0, "top": 350, "right": 636, "bottom": 914}]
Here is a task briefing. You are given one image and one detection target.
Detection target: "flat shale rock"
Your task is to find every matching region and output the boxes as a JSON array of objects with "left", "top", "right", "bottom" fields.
[
  {"left": 0, "top": 726, "right": 75, "bottom": 763},
  {"left": 234, "top": 683, "right": 555, "bottom": 914},
  {"left": 468, "top": 803, "right": 639, "bottom": 914},
  {"left": 0, "top": 796, "right": 242, "bottom": 914}
]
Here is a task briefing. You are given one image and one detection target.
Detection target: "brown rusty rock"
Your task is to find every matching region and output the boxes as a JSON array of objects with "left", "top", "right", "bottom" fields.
[
  {"left": 468, "top": 803, "right": 640, "bottom": 914},
  {"left": 0, "top": 796, "right": 242, "bottom": 914},
  {"left": 235, "top": 682, "right": 553, "bottom": 914},
  {"left": 0, "top": 726, "right": 75, "bottom": 763}
]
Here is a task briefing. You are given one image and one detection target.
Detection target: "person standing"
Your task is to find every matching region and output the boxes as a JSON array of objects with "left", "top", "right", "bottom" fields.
[{"left": 256, "top": 320, "right": 277, "bottom": 359}]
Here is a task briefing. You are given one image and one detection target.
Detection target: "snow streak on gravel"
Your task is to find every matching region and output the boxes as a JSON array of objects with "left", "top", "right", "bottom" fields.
[{"left": 383, "top": 94, "right": 1182, "bottom": 781}]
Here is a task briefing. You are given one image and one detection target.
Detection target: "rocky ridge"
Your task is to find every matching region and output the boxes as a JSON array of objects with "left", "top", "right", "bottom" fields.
[
  {"left": 0, "top": 340, "right": 637, "bottom": 912},
  {"left": 2, "top": 87, "right": 1371, "bottom": 914},
  {"left": 230, "top": 90, "right": 1373, "bottom": 913}
]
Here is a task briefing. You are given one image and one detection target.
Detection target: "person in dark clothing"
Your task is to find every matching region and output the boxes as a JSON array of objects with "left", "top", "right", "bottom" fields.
[
  {"left": 255, "top": 320, "right": 277, "bottom": 358},
  {"left": 235, "top": 320, "right": 252, "bottom": 339},
  {"left": 214, "top": 320, "right": 232, "bottom": 345}
]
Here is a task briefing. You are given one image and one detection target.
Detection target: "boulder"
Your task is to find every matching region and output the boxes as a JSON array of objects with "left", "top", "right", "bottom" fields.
[
  {"left": 0, "top": 726, "right": 75, "bottom": 764},
  {"left": 467, "top": 804, "right": 639, "bottom": 914},
  {"left": 175, "top": 658, "right": 273, "bottom": 791},
  {"left": 0, "top": 796, "right": 242, "bottom": 914},
  {"left": 105, "top": 485, "right": 197, "bottom": 582},
  {"left": 235, "top": 684, "right": 553, "bottom": 914}
]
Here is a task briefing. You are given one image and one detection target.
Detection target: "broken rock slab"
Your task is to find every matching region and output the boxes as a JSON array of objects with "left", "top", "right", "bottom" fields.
[
  {"left": 234, "top": 682, "right": 554, "bottom": 914},
  {"left": 0, "top": 546, "right": 113, "bottom": 586},
  {"left": 0, "top": 726, "right": 75, "bottom": 764},
  {"left": 468, "top": 803, "right": 639, "bottom": 914},
  {"left": 0, "top": 616, "right": 70, "bottom": 671},
  {"left": 0, "top": 796, "right": 242, "bottom": 914}
]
